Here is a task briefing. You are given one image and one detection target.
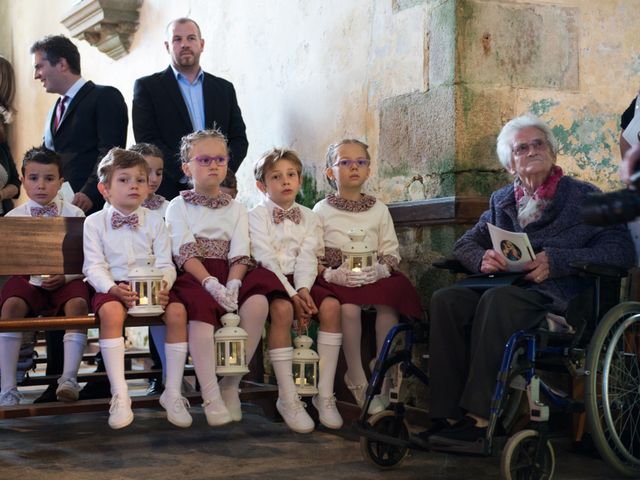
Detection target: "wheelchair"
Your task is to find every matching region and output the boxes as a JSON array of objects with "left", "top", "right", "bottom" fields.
[{"left": 355, "top": 261, "right": 640, "bottom": 479}]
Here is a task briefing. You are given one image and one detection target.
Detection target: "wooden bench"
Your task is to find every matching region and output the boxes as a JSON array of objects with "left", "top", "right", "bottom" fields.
[{"left": 0, "top": 216, "right": 277, "bottom": 419}]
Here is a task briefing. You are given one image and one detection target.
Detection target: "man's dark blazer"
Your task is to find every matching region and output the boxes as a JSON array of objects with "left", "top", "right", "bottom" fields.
[
  {"left": 43, "top": 80, "right": 128, "bottom": 210},
  {"left": 132, "top": 66, "right": 248, "bottom": 199}
]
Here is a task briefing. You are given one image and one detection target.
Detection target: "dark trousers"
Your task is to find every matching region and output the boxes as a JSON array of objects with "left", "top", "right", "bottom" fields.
[
  {"left": 429, "top": 285, "right": 550, "bottom": 420},
  {"left": 45, "top": 330, "right": 64, "bottom": 376}
]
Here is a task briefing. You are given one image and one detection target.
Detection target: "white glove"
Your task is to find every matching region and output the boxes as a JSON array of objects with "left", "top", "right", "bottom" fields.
[
  {"left": 202, "top": 276, "right": 238, "bottom": 312},
  {"left": 361, "top": 263, "right": 391, "bottom": 285},
  {"left": 323, "top": 262, "right": 368, "bottom": 287},
  {"left": 226, "top": 279, "right": 242, "bottom": 305}
]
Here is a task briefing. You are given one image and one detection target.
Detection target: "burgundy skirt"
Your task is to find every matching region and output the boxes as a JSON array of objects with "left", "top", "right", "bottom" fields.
[
  {"left": 239, "top": 267, "right": 336, "bottom": 308},
  {"left": 316, "top": 271, "right": 423, "bottom": 320},
  {"left": 1, "top": 275, "right": 91, "bottom": 316},
  {"left": 92, "top": 281, "right": 181, "bottom": 318},
  {"left": 172, "top": 258, "right": 228, "bottom": 328}
]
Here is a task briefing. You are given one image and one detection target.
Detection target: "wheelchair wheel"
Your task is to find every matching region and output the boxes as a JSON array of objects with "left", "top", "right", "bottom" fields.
[
  {"left": 585, "top": 302, "right": 640, "bottom": 478},
  {"left": 500, "top": 429, "right": 555, "bottom": 480},
  {"left": 359, "top": 410, "right": 409, "bottom": 469}
]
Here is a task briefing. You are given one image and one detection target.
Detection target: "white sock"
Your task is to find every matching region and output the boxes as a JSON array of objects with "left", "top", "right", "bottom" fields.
[
  {"left": 188, "top": 321, "right": 220, "bottom": 402},
  {"left": 62, "top": 332, "right": 87, "bottom": 382},
  {"left": 317, "top": 331, "right": 342, "bottom": 398},
  {"left": 0, "top": 332, "right": 21, "bottom": 393},
  {"left": 99, "top": 337, "right": 128, "bottom": 397},
  {"left": 269, "top": 347, "right": 296, "bottom": 401},
  {"left": 164, "top": 342, "right": 188, "bottom": 397},
  {"left": 149, "top": 325, "right": 167, "bottom": 382},
  {"left": 220, "top": 294, "right": 268, "bottom": 392},
  {"left": 341, "top": 304, "right": 367, "bottom": 386}
]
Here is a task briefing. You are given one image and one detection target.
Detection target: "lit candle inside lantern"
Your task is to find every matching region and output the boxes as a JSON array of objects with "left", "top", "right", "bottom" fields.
[
  {"left": 228, "top": 355, "right": 236, "bottom": 364},
  {"left": 352, "top": 267, "right": 361, "bottom": 273},
  {"left": 139, "top": 296, "right": 148, "bottom": 305}
]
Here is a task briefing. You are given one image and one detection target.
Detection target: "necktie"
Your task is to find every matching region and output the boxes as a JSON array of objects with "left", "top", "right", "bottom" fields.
[
  {"left": 111, "top": 212, "right": 139, "bottom": 230},
  {"left": 272, "top": 206, "right": 301, "bottom": 225},
  {"left": 30, "top": 203, "right": 59, "bottom": 217},
  {"left": 54, "top": 96, "right": 67, "bottom": 132}
]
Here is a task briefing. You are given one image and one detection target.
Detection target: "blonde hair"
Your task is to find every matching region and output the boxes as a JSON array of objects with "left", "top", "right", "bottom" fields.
[
  {"left": 325, "top": 139, "right": 370, "bottom": 189},
  {"left": 254, "top": 148, "right": 302, "bottom": 183},
  {"left": 179, "top": 128, "right": 228, "bottom": 164},
  {"left": 98, "top": 147, "right": 149, "bottom": 185}
]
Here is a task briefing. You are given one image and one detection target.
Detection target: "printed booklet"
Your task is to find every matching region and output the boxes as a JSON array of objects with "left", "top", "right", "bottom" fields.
[{"left": 487, "top": 223, "right": 536, "bottom": 272}]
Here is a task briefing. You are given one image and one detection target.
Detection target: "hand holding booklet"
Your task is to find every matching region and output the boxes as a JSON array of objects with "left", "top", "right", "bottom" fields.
[{"left": 487, "top": 223, "right": 536, "bottom": 272}]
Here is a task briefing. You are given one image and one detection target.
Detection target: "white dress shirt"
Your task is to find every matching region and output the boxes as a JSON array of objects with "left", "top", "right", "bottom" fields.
[
  {"left": 249, "top": 198, "right": 322, "bottom": 297},
  {"left": 83, "top": 205, "right": 176, "bottom": 293}
]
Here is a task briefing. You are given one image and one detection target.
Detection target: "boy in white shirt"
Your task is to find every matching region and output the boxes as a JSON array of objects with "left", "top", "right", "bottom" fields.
[
  {"left": 0, "top": 147, "right": 89, "bottom": 406},
  {"left": 249, "top": 148, "right": 343, "bottom": 432},
  {"left": 83, "top": 148, "right": 189, "bottom": 429}
]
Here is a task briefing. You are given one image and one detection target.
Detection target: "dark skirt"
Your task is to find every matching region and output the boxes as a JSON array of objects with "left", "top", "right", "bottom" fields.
[
  {"left": 316, "top": 271, "right": 423, "bottom": 320},
  {"left": 172, "top": 258, "right": 228, "bottom": 328},
  {"left": 1, "top": 275, "right": 91, "bottom": 316}
]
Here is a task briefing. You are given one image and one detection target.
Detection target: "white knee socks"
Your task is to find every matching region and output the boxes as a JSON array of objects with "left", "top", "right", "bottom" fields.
[
  {"left": 188, "top": 321, "right": 220, "bottom": 402},
  {"left": 317, "top": 331, "right": 342, "bottom": 398},
  {"left": 99, "top": 337, "right": 128, "bottom": 397},
  {"left": 164, "top": 342, "right": 188, "bottom": 397},
  {"left": 62, "top": 332, "right": 87, "bottom": 382},
  {"left": 0, "top": 332, "right": 22, "bottom": 393},
  {"left": 269, "top": 347, "right": 296, "bottom": 400}
]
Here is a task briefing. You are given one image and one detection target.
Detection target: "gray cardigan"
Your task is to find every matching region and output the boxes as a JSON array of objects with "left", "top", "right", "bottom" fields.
[{"left": 453, "top": 176, "right": 636, "bottom": 312}]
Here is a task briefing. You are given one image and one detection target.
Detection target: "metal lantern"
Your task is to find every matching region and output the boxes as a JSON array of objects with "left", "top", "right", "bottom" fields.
[
  {"left": 127, "top": 256, "right": 164, "bottom": 317},
  {"left": 215, "top": 312, "right": 249, "bottom": 376},
  {"left": 341, "top": 229, "right": 377, "bottom": 272},
  {"left": 292, "top": 335, "right": 319, "bottom": 396}
]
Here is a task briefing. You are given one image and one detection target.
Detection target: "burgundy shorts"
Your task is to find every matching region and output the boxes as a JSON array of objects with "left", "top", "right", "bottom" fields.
[
  {"left": 316, "top": 271, "right": 423, "bottom": 320},
  {"left": 92, "top": 281, "right": 182, "bottom": 319},
  {"left": 1, "top": 275, "right": 91, "bottom": 316}
]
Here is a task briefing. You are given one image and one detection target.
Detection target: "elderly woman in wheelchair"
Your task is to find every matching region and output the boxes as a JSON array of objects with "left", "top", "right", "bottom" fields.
[{"left": 421, "top": 114, "right": 635, "bottom": 456}]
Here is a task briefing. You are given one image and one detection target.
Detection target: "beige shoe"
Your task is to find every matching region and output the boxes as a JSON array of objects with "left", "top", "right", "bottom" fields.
[
  {"left": 108, "top": 394, "right": 134, "bottom": 429},
  {"left": 202, "top": 396, "right": 233, "bottom": 427},
  {"left": 344, "top": 373, "right": 385, "bottom": 415},
  {"left": 160, "top": 391, "right": 192, "bottom": 428},
  {"left": 312, "top": 394, "right": 343, "bottom": 429},
  {"left": 56, "top": 378, "right": 81, "bottom": 402},
  {"left": 220, "top": 387, "right": 242, "bottom": 422},
  {"left": 276, "top": 395, "right": 315, "bottom": 434}
]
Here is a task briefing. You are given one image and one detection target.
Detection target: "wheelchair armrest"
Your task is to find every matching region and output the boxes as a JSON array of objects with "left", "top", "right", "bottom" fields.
[
  {"left": 569, "top": 261, "right": 629, "bottom": 279},
  {"left": 432, "top": 258, "right": 472, "bottom": 274}
]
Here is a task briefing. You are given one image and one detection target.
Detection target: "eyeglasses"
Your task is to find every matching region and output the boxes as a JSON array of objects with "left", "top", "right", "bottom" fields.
[
  {"left": 512, "top": 139, "right": 548, "bottom": 156},
  {"left": 190, "top": 155, "right": 228, "bottom": 166},
  {"left": 332, "top": 158, "right": 371, "bottom": 168}
]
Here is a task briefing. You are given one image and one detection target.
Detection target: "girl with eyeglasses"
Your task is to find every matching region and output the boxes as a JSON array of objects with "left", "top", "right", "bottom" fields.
[{"left": 313, "top": 139, "right": 422, "bottom": 414}]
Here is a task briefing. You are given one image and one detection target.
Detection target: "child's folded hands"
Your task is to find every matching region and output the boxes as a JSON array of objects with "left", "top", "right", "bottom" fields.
[
  {"left": 323, "top": 261, "right": 368, "bottom": 287},
  {"left": 202, "top": 276, "right": 238, "bottom": 312}
]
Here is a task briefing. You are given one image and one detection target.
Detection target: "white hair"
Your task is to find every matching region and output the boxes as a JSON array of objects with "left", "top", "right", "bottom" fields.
[{"left": 496, "top": 113, "right": 559, "bottom": 170}]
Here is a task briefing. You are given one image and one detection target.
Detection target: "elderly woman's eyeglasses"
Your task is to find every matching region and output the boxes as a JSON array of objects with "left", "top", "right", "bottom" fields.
[
  {"left": 332, "top": 158, "right": 371, "bottom": 168},
  {"left": 190, "top": 155, "right": 228, "bottom": 166},
  {"left": 512, "top": 139, "right": 547, "bottom": 156}
]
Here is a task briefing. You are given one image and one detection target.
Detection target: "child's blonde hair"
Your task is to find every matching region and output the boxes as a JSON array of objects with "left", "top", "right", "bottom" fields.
[
  {"left": 98, "top": 147, "right": 149, "bottom": 185},
  {"left": 325, "top": 139, "right": 370, "bottom": 189},
  {"left": 254, "top": 147, "right": 303, "bottom": 183},
  {"left": 179, "top": 128, "right": 228, "bottom": 164}
]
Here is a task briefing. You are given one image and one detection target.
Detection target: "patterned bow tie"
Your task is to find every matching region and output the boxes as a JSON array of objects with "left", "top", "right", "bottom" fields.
[
  {"left": 273, "top": 206, "right": 302, "bottom": 225},
  {"left": 142, "top": 193, "right": 166, "bottom": 211},
  {"left": 111, "top": 212, "right": 139, "bottom": 230},
  {"left": 30, "top": 203, "right": 58, "bottom": 217},
  {"left": 181, "top": 190, "right": 231, "bottom": 209}
]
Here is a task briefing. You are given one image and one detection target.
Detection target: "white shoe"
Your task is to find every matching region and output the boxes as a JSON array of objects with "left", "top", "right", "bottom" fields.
[
  {"left": 312, "top": 394, "right": 343, "bottom": 429},
  {"left": 0, "top": 388, "right": 22, "bottom": 406},
  {"left": 344, "top": 373, "right": 385, "bottom": 415},
  {"left": 276, "top": 395, "right": 315, "bottom": 434},
  {"left": 220, "top": 387, "right": 242, "bottom": 422},
  {"left": 202, "top": 396, "right": 233, "bottom": 427},
  {"left": 370, "top": 358, "right": 392, "bottom": 410},
  {"left": 56, "top": 378, "right": 81, "bottom": 402},
  {"left": 108, "top": 394, "right": 134, "bottom": 429},
  {"left": 160, "top": 391, "right": 192, "bottom": 428}
]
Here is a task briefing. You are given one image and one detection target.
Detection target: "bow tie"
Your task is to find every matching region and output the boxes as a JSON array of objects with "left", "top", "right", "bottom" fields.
[
  {"left": 111, "top": 212, "right": 139, "bottom": 230},
  {"left": 31, "top": 203, "right": 58, "bottom": 217},
  {"left": 273, "top": 206, "right": 301, "bottom": 225},
  {"left": 181, "top": 190, "right": 231, "bottom": 209}
]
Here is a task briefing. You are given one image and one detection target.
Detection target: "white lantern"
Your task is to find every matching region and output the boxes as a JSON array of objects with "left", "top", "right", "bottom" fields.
[
  {"left": 215, "top": 312, "right": 249, "bottom": 376},
  {"left": 292, "top": 335, "right": 319, "bottom": 396},
  {"left": 128, "top": 256, "right": 164, "bottom": 317},
  {"left": 341, "top": 229, "right": 377, "bottom": 272}
]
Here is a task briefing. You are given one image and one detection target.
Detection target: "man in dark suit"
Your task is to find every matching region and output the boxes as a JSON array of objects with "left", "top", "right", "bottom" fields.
[
  {"left": 133, "top": 17, "right": 248, "bottom": 200},
  {"left": 31, "top": 35, "right": 128, "bottom": 213},
  {"left": 30, "top": 35, "right": 128, "bottom": 401}
]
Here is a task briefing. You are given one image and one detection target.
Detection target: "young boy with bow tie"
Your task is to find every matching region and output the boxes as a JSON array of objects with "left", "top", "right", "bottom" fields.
[{"left": 0, "top": 147, "right": 89, "bottom": 406}]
